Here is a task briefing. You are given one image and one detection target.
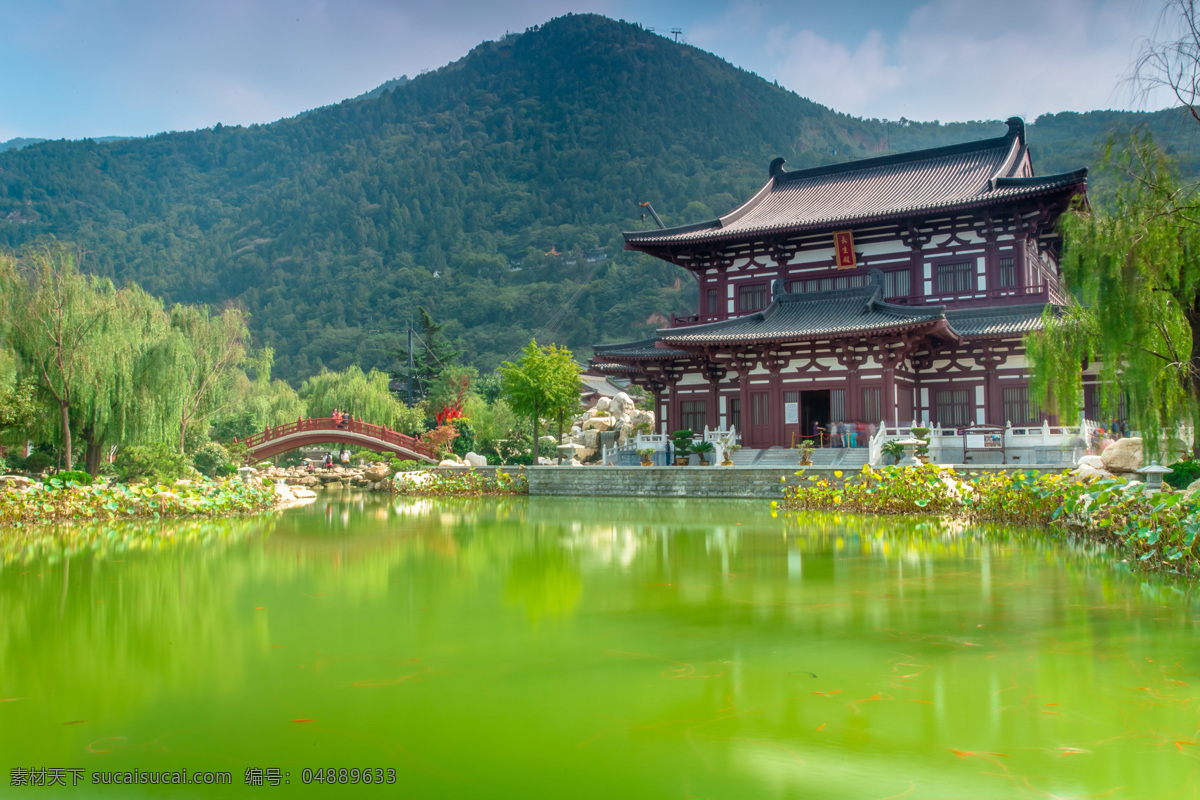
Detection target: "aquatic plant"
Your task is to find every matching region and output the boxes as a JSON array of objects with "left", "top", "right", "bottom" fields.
[
  {"left": 781, "top": 465, "right": 1200, "bottom": 576},
  {"left": 0, "top": 478, "right": 276, "bottom": 526},
  {"left": 394, "top": 468, "right": 528, "bottom": 497}
]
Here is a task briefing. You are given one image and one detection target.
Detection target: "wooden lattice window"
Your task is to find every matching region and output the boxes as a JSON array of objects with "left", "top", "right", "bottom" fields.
[
  {"left": 752, "top": 392, "right": 770, "bottom": 425},
  {"left": 738, "top": 283, "right": 768, "bottom": 311},
  {"left": 1002, "top": 386, "right": 1042, "bottom": 426},
  {"left": 681, "top": 400, "right": 707, "bottom": 433},
  {"left": 998, "top": 257, "right": 1017, "bottom": 288},
  {"left": 861, "top": 387, "right": 882, "bottom": 423},
  {"left": 705, "top": 287, "right": 719, "bottom": 313},
  {"left": 936, "top": 262, "right": 974, "bottom": 294},
  {"left": 883, "top": 270, "right": 911, "bottom": 299},
  {"left": 934, "top": 389, "right": 972, "bottom": 428}
]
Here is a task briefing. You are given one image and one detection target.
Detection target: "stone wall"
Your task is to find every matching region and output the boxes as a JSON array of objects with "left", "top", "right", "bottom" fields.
[{"left": 525, "top": 465, "right": 1074, "bottom": 499}]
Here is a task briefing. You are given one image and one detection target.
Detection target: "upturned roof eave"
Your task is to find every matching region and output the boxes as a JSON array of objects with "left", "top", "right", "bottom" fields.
[
  {"left": 623, "top": 178, "right": 1086, "bottom": 251},
  {"left": 658, "top": 316, "right": 950, "bottom": 347}
]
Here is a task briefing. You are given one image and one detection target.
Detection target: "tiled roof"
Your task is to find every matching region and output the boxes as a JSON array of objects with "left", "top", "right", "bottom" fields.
[
  {"left": 592, "top": 339, "right": 692, "bottom": 360},
  {"left": 625, "top": 118, "right": 1086, "bottom": 247},
  {"left": 945, "top": 305, "right": 1049, "bottom": 337},
  {"left": 659, "top": 277, "right": 946, "bottom": 345}
]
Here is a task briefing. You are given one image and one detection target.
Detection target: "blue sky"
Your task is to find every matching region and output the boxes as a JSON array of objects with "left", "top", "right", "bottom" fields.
[{"left": 0, "top": 0, "right": 1170, "bottom": 141}]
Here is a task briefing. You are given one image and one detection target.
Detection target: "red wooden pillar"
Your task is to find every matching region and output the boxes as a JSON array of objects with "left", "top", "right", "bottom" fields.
[{"left": 769, "top": 366, "right": 783, "bottom": 446}]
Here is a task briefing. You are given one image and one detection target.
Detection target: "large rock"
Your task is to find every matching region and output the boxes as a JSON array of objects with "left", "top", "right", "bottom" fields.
[
  {"left": 618, "top": 423, "right": 633, "bottom": 446},
  {"left": 364, "top": 465, "right": 390, "bottom": 482},
  {"left": 610, "top": 392, "right": 634, "bottom": 418},
  {"left": 439, "top": 459, "right": 465, "bottom": 468},
  {"left": 537, "top": 457, "right": 555, "bottom": 465},
  {"left": 1076, "top": 454, "right": 1105, "bottom": 469},
  {"left": 318, "top": 472, "right": 343, "bottom": 483},
  {"left": 463, "top": 451, "right": 488, "bottom": 468},
  {"left": 1101, "top": 438, "right": 1143, "bottom": 473},
  {"left": 595, "top": 397, "right": 612, "bottom": 413},
  {"left": 0, "top": 475, "right": 33, "bottom": 491},
  {"left": 583, "top": 429, "right": 600, "bottom": 449},
  {"left": 582, "top": 416, "right": 614, "bottom": 431},
  {"left": 291, "top": 487, "right": 317, "bottom": 499}
]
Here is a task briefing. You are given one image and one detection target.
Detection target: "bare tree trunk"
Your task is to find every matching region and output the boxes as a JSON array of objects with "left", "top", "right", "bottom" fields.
[
  {"left": 1187, "top": 306, "right": 1200, "bottom": 459},
  {"left": 532, "top": 400, "right": 539, "bottom": 466},
  {"left": 59, "top": 400, "right": 72, "bottom": 471}
]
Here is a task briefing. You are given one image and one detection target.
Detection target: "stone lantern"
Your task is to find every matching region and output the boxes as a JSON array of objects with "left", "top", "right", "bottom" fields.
[
  {"left": 1136, "top": 460, "right": 1173, "bottom": 493},
  {"left": 894, "top": 438, "right": 925, "bottom": 467}
]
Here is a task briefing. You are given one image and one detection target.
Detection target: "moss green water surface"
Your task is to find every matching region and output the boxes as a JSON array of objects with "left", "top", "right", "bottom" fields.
[{"left": 2, "top": 494, "right": 1199, "bottom": 798}]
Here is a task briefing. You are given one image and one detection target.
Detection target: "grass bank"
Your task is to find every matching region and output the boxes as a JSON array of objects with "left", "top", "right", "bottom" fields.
[
  {"left": 781, "top": 465, "right": 1200, "bottom": 577},
  {"left": 0, "top": 477, "right": 278, "bottom": 527}
]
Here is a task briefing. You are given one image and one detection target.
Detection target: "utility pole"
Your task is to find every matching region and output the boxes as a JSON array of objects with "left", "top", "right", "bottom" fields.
[
  {"left": 407, "top": 320, "right": 414, "bottom": 406},
  {"left": 671, "top": 28, "right": 682, "bottom": 43}
]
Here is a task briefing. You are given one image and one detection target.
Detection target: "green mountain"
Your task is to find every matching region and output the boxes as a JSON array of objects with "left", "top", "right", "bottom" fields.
[{"left": 2, "top": 14, "right": 1199, "bottom": 383}]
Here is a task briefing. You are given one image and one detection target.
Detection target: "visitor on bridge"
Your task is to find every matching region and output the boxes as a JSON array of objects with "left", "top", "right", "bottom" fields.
[{"left": 339, "top": 412, "right": 351, "bottom": 430}]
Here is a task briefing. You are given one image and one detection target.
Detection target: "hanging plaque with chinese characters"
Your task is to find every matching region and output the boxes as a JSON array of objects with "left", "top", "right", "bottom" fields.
[{"left": 834, "top": 230, "right": 856, "bottom": 270}]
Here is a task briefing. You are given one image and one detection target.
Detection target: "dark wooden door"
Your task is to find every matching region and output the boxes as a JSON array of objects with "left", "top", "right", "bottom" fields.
[{"left": 750, "top": 391, "right": 772, "bottom": 448}]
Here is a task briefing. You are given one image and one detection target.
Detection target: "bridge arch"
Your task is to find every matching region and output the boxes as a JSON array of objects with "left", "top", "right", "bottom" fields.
[{"left": 237, "top": 419, "right": 438, "bottom": 463}]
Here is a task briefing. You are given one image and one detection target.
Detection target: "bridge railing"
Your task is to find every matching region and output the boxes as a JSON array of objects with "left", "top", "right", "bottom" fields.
[{"left": 235, "top": 417, "right": 438, "bottom": 460}]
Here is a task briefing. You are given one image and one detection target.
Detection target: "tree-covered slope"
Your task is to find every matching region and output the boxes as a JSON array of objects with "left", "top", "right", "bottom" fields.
[{"left": 2, "top": 14, "right": 1198, "bottom": 382}]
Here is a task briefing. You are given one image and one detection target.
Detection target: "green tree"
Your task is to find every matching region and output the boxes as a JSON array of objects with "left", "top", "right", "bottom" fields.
[
  {"left": 299, "top": 365, "right": 425, "bottom": 433},
  {"left": 164, "top": 304, "right": 251, "bottom": 454},
  {"left": 499, "top": 339, "right": 581, "bottom": 462},
  {"left": 391, "top": 307, "right": 464, "bottom": 402},
  {"left": 1030, "top": 137, "right": 1200, "bottom": 456},
  {"left": 0, "top": 245, "right": 120, "bottom": 470}
]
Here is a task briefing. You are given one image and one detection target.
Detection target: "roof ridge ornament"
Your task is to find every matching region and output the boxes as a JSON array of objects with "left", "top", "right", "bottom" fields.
[
  {"left": 1005, "top": 116, "right": 1025, "bottom": 143},
  {"left": 769, "top": 157, "right": 787, "bottom": 179}
]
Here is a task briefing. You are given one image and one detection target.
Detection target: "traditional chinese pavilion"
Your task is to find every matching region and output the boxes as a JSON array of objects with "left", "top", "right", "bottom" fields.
[{"left": 591, "top": 118, "right": 1088, "bottom": 449}]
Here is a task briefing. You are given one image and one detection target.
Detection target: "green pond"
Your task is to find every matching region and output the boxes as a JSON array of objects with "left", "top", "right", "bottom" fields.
[{"left": 2, "top": 494, "right": 1199, "bottom": 798}]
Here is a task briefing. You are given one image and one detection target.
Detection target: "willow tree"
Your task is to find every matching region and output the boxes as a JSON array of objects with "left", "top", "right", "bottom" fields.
[
  {"left": 71, "top": 283, "right": 178, "bottom": 474},
  {"left": 0, "top": 245, "right": 120, "bottom": 469},
  {"left": 165, "top": 304, "right": 252, "bottom": 453},
  {"left": 1029, "top": 139, "right": 1200, "bottom": 457},
  {"left": 298, "top": 365, "right": 424, "bottom": 433}
]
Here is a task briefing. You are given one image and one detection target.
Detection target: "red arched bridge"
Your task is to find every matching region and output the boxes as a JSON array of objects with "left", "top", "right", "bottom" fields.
[{"left": 235, "top": 418, "right": 438, "bottom": 462}]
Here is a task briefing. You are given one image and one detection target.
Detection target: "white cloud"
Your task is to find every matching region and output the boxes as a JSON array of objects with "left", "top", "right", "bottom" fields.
[{"left": 764, "top": 0, "right": 1167, "bottom": 122}]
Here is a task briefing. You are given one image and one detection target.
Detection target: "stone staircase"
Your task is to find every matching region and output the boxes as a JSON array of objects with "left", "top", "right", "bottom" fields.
[{"left": 732, "top": 447, "right": 871, "bottom": 469}]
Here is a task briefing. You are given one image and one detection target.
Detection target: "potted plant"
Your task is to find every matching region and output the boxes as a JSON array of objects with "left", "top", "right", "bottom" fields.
[
  {"left": 692, "top": 440, "right": 715, "bottom": 466},
  {"left": 671, "top": 430, "right": 694, "bottom": 466},
  {"left": 910, "top": 427, "right": 931, "bottom": 464},
  {"left": 881, "top": 439, "right": 905, "bottom": 465},
  {"left": 636, "top": 448, "right": 656, "bottom": 467},
  {"left": 796, "top": 440, "right": 815, "bottom": 465},
  {"left": 722, "top": 444, "right": 740, "bottom": 466}
]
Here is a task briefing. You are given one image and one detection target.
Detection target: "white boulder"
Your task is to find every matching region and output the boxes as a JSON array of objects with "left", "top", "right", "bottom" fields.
[
  {"left": 463, "top": 452, "right": 488, "bottom": 468},
  {"left": 439, "top": 458, "right": 465, "bottom": 468},
  {"left": 1101, "top": 438, "right": 1143, "bottom": 474},
  {"left": 595, "top": 397, "right": 612, "bottom": 413},
  {"left": 1076, "top": 454, "right": 1105, "bottom": 469},
  {"left": 582, "top": 416, "right": 615, "bottom": 431},
  {"left": 610, "top": 392, "right": 633, "bottom": 418}
]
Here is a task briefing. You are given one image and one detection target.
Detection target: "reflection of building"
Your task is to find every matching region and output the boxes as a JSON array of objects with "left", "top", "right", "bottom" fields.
[{"left": 592, "top": 119, "right": 1087, "bottom": 449}]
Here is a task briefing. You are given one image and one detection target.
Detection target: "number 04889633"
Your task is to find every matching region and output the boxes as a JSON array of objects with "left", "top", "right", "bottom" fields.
[{"left": 301, "top": 768, "right": 396, "bottom": 785}]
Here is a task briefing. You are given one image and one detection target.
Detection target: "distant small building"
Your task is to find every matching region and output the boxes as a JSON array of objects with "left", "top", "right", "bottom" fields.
[{"left": 591, "top": 118, "right": 1089, "bottom": 448}]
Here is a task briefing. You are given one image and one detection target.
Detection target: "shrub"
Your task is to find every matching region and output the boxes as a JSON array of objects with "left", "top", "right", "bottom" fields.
[
  {"left": 1165, "top": 460, "right": 1200, "bottom": 490},
  {"left": 392, "top": 460, "right": 425, "bottom": 472},
  {"left": 20, "top": 451, "right": 54, "bottom": 474},
  {"left": 113, "top": 443, "right": 190, "bottom": 484},
  {"left": 53, "top": 470, "right": 94, "bottom": 487},
  {"left": 191, "top": 442, "right": 233, "bottom": 478}
]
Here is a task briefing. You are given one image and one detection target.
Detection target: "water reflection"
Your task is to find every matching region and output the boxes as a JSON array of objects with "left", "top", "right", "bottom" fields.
[{"left": 1, "top": 494, "right": 1198, "bottom": 798}]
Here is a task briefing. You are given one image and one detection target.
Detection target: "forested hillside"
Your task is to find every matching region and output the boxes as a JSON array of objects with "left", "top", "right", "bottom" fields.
[{"left": 2, "top": 13, "right": 1198, "bottom": 383}]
